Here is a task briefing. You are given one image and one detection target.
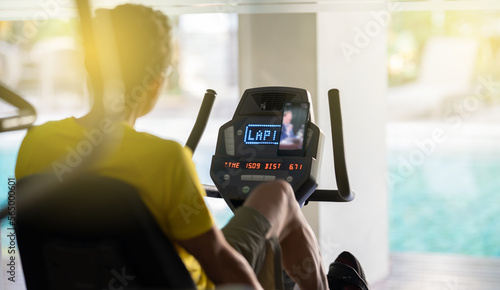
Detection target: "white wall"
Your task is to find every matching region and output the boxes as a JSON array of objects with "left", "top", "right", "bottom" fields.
[
  {"left": 238, "top": 13, "right": 317, "bottom": 101},
  {"left": 316, "top": 12, "right": 389, "bottom": 283},
  {"left": 239, "top": 12, "right": 389, "bottom": 284}
]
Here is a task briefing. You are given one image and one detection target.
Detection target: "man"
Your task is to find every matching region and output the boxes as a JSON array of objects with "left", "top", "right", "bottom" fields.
[
  {"left": 280, "top": 110, "right": 295, "bottom": 142},
  {"left": 16, "top": 4, "right": 330, "bottom": 289}
]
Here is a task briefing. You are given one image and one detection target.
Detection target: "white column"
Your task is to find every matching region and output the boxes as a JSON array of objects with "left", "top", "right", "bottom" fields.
[
  {"left": 238, "top": 11, "right": 390, "bottom": 284},
  {"left": 316, "top": 12, "right": 389, "bottom": 283},
  {"left": 238, "top": 14, "right": 317, "bottom": 101}
]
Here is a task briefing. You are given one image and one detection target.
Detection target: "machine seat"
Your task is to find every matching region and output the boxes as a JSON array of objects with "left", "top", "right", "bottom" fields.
[{"left": 16, "top": 174, "right": 195, "bottom": 290}]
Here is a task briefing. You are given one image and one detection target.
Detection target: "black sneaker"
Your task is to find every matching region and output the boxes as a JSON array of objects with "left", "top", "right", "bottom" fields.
[{"left": 327, "top": 251, "right": 369, "bottom": 290}]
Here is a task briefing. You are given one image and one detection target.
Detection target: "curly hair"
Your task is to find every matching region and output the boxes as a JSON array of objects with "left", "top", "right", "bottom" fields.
[{"left": 93, "top": 4, "right": 172, "bottom": 95}]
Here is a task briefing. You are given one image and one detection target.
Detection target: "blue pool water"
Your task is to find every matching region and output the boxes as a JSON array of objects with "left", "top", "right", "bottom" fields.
[
  {"left": 388, "top": 149, "right": 500, "bottom": 257},
  {"left": 0, "top": 132, "right": 23, "bottom": 210}
]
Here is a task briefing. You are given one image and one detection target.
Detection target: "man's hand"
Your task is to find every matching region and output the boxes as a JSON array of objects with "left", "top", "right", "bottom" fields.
[{"left": 176, "top": 226, "right": 263, "bottom": 289}]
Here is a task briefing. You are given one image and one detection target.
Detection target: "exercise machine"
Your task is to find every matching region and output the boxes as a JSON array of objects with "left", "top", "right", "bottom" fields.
[{"left": 207, "top": 86, "right": 354, "bottom": 210}]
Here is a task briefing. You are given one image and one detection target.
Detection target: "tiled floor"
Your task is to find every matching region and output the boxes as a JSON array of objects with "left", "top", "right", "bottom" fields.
[{"left": 372, "top": 252, "right": 500, "bottom": 290}]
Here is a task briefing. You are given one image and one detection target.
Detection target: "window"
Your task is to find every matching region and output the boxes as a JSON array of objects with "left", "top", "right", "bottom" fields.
[{"left": 387, "top": 10, "right": 500, "bottom": 257}]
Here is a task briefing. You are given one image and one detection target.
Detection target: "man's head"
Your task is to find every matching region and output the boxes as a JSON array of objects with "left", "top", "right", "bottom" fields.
[{"left": 88, "top": 4, "right": 172, "bottom": 118}]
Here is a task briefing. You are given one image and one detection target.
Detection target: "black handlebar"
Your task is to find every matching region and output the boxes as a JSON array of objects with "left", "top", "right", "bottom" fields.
[
  {"left": 0, "top": 83, "right": 36, "bottom": 133},
  {"left": 307, "top": 89, "right": 355, "bottom": 202},
  {"left": 185, "top": 89, "right": 216, "bottom": 153}
]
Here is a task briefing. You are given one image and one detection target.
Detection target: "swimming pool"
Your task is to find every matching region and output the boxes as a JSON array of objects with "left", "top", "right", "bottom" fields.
[
  {"left": 387, "top": 120, "right": 500, "bottom": 257},
  {"left": 388, "top": 148, "right": 500, "bottom": 257}
]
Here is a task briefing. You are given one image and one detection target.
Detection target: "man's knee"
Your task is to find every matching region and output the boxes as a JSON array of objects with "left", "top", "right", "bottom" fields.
[
  {"left": 248, "top": 179, "right": 295, "bottom": 206},
  {"left": 243, "top": 179, "right": 299, "bottom": 226},
  {"left": 243, "top": 179, "right": 305, "bottom": 241}
]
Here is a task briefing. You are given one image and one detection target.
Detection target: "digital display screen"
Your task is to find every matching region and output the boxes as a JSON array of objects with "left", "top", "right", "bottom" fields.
[
  {"left": 224, "top": 161, "right": 304, "bottom": 171},
  {"left": 244, "top": 124, "right": 281, "bottom": 145}
]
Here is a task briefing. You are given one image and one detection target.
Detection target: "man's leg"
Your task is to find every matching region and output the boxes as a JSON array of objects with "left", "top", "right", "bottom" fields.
[{"left": 243, "top": 180, "right": 328, "bottom": 290}]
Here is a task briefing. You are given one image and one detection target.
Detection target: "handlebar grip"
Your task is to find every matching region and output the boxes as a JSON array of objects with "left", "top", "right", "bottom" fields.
[{"left": 185, "top": 89, "right": 216, "bottom": 153}]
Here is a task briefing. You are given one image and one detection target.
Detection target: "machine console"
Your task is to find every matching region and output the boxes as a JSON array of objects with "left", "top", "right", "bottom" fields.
[{"left": 210, "top": 87, "right": 324, "bottom": 210}]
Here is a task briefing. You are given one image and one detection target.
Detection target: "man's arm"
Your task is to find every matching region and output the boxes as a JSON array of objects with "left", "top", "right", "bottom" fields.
[{"left": 176, "top": 226, "right": 262, "bottom": 289}]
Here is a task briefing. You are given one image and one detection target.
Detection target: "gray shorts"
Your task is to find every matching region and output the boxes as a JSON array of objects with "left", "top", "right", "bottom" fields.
[{"left": 222, "top": 206, "right": 284, "bottom": 289}]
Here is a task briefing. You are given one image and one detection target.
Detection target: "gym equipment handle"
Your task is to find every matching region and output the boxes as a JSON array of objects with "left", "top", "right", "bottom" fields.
[{"left": 185, "top": 89, "right": 216, "bottom": 153}]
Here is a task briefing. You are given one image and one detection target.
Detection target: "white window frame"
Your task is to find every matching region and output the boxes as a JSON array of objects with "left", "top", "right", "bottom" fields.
[{"left": 1, "top": 0, "right": 500, "bottom": 21}]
